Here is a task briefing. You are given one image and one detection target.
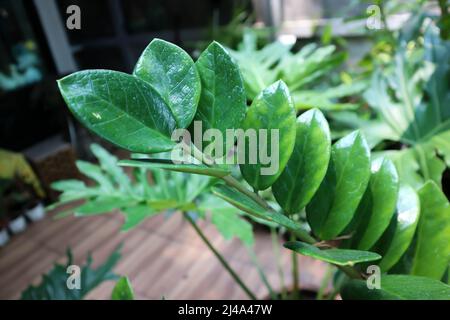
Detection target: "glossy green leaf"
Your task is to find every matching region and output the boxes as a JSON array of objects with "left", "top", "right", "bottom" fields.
[
  {"left": 211, "top": 184, "right": 301, "bottom": 231},
  {"left": 58, "top": 70, "right": 177, "bottom": 153},
  {"left": 133, "top": 38, "right": 200, "bottom": 128},
  {"left": 341, "top": 275, "right": 450, "bottom": 300},
  {"left": 75, "top": 197, "right": 134, "bottom": 216},
  {"left": 350, "top": 157, "right": 399, "bottom": 250},
  {"left": 194, "top": 41, "right": 246, "bottom": 152},
  {"left": 273, "top": 108, "right": 331, "bottom": 214},
  {"left": 374, "top": 184, "right": 420, "bottom": 272},
  {"left": 239, "top": 80, "right": 296, "bottom": 190},
  {"left": 111, "top": 277, "right": 135, "bottom": 300},
  {"left": 284, "top": 241, "right": 381, "bottom": 266},
  {"left": 121, "top": 204, "right": 159, "bottom": 231},
  {"left": 306, "top": 131, "right": 371, "bottom": 240},
  {"left": 411, "top": 181, "right": 450, "bottom": 280},
  {"left": 118, "top": 159, "right": 230, "bottom": 178}
]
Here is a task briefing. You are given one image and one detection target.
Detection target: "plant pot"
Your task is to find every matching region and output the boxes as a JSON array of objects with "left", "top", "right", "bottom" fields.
[
  {"left": 25, "top": 202, "right": 45, "bottom": 221},
  {"left": 0, "top": 228, "right": 9, "bottom": 247},
  {"left": 8, "top": 214, "right": 27, "bottom": 234}
]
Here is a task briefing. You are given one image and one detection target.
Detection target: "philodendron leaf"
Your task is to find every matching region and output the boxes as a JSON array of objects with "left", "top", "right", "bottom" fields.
[
  {"left": 121, "top": 204, "right": 159, "bottom": 232},
  {"left": 194, "top": 41, "right": 246, "bottom": 152},
  {"left": 75, "top": 197, "right": 135, "bottom": 216},
  {"left": 211, "top": 184, "right": 301, "bottom": 231},
  {"left": 284, "top": 241, "right": 381, "bottom": 266},
  {"left": 239, "top": 81, "right": 297, "bottom": 191},
  {"left": 373, "top": 184, "right": 420, "bottom": 272},
  {"left": 273, "top": 108, "right": 331, "bottom": 214},
  {"left": 411, "top": 181, "right": 450, "bottom": 280},
  {"left": 306, "top": 131, "right": 371, "bottom": 240},
  {"left": 58, "top": 70, "right": 177, "bottom": 153},
  {"left": 111, "top": 277, "right": 135, "bottom": 300},
  {"left": 350, "top": 157, "right": 399, "bottom": 250},
  {"left": 133, "top": 38, "right": 201, "bottom": 128},
  {"left": 118, "top": 159, "right": 231, "bottom": 178},
  {"left": 341, "top": 275, "right": 450, "bottom": 300}
]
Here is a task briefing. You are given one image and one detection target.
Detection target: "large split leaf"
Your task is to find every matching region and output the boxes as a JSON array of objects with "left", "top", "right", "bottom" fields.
[
  {"left": 347, "top": 157, "right": 399, "bottom": 250},
  {"left": 194, "top": 41, "right": 246, "bottom": 153},
  {"left": 239, "top": 80, "right": 296, "bottom": 190},
  {"left": 284, "top": 241, "right": 381, "bottom": 266},
  {"left": 21, "top": 247, "right": 121, "bottom": 300},
  {"left": 121, "top": 204, "right": 159, "bottom": 232},
  {"left": 58, "top": 70, "right": 177, "bottom": 153},
  {"left": 373, "top": 185, "right": 420, "bottom": 272},
  {"left": 133, "top": 38, "right": 200, "bottom": 128},
  {"left": 411, "top": 181, "right": 450, "bottom": 280},
  {"left": 211, "top": 184, "right": 301, "bottom": 231},
  {"left": 306, "top": 131, "right": 371, "bottom": 240},
  {"left": 273, "top": 108, "right": 331, "bottom": 214},
  {"left": 341, "top": 275, "right": 450, "bottom": 300}
]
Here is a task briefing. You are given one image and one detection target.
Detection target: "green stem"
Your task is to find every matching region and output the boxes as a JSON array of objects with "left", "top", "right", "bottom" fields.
[
  {"left": 183, "top": 212, "right": 257, "bottom": 300},
  {"left": 317, "top": 265, "right": 333, "bottom": 300},
  {"left": 290, "top": 233, "right": 300, "bottom": 299},
  {"left": 247, "top": 247, "right": 276, "bottom": 300},
  {"left": 271, "top": 227, "right": 287, "bottom": 299}
]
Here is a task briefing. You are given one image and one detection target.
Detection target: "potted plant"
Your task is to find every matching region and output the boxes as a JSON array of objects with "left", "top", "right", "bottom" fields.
[{"left": 54, "top": 34, "right": 450, "bottom": 299}]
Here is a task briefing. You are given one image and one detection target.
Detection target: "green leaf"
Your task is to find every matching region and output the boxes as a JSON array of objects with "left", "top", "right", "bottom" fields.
[
  {"left": 76, "top": 160, "right": 114, "bottom": 191},
  {"left": 273, "top": 108, "right": 331, "bottom": 214},
  {"left": 118, "top": 159, "right": 231, "bottom": 178},
  {"left": 111, "top": 277, "right": 135, "bottom": 300},
  {"left": 306, "top": 131, "right": 371, "bottom": 240},
  {"left": 374, "top": 184, "right": 420, "bottom": 272},
  {"left": 411, "top": 181, "right": 450, "bottom": 280},
  {"left": 350, "top": 157, "right": 400, "bottom": 250},
  {"left": 133, "top": 38, "right": 200, "bottom": 128},
  {"left": 194, "top": 42, "right": 246, "bottom": 152},
  {"left": 211, "top": 210, "right": 254, "bottom": 247},
  {"left": 90, "top": 144, "right": 132, "bottom": 194},
  {"left": 75, "top": 197, "right": 134, "bottom": 216},
  {"left": 239, "top": 80, "right": 297, "bottom": 190},
  {"left": 121, "top": 204, "right": 159, "bottom": 231},
  {"left": 211, "top": 184, "right": 301, "bottom": 231},
  {"left": 284, "top": 241, "right": 381, "bottom": 266},
  {"left": 58, "top": 70, "right": 177, "bottom": 153},
  {"left": 341, "top": 275, "right": 450, "bottom": 300},
  {"left": 21, "top": 247, "right": 121, "bottom": 300}
]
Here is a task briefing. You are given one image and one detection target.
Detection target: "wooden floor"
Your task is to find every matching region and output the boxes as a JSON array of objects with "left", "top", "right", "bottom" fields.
[{"left": 0, "top": 207, "right": 327, "bottom": 300}]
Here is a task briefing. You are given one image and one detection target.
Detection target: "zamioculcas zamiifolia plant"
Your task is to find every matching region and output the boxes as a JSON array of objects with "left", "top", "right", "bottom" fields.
[{"left": 56, "top": 38, "right": 450, "bottom": 300}]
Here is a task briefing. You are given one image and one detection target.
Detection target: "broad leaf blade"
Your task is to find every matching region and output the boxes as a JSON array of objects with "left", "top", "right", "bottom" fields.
[
  {"left": 119, "top": 159, "right": 231, "bottom": 178},
  {"left": 211, "top": 184, "right": 301, "bottom": 231},
  {"left": 273, "top": 108, "right": 331, "bottom": 214},
  {"left": 239, "top": 80, "right": 297, "bottom": 190},
  {"left": 352, "top": 157, "right": 399, "bottom": 250},
  {"left": 341, "top": 275, "right": 450, "bottom": 300},
  {"left": 284, "top": 241, "right": 380, "bottom": 266},
  {"left": 58, "top": 70, "right": 177, "bottom": 153},
  {"left": 306, "top": 131, "right": 371, "bottom": 240},
  {"left": 75, "top": 197, "right": 134, "bottom": 216},
  {"left": 133, "top": 38, "right": 200, "bottom": 128},
  {"left": 194, "top": 42, "right": 246, "bottom": 152},
  {"left": 374, "top": 184, "right": 420, "bottom": 272},
  {"left": 412, "top": 181, "right": 450, "bottom": 280}
]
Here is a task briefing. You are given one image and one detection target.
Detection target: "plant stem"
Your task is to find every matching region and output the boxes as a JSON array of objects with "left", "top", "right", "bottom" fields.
[
  {"left": 247, "top": 247, "right": 276, "bottom": 300},
  {"left": 183, "top": 212, "right": 257, "bottom": 300},
  {"left": 290, "top": 233, "right": 300, "bottom": 299},
  {"left": 271, "top": 227, "right": 287, "bottom": 299},
  {"left": 317, "top": 265, "right": 334, "bottom": 300}
]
